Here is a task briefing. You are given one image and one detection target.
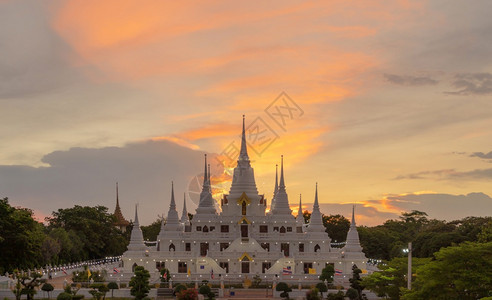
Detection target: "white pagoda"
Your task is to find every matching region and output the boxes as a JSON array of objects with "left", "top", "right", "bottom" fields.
[{"left": 120, "top": 117, "right": 367, "bottom": 284}]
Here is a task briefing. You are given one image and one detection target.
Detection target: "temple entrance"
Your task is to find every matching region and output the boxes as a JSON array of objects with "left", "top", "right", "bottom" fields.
[
  {"left": 241, "top": 224, "right": 248, "bottom": 238},
  {"left": 200, "top": 242, "right": 209, "bottom": 256},
  {"left": 281, "top": 243, "right": 290, "bottom": 257},
  {"left": 241, "top": 262, "right": 250, "bottom": 273}
]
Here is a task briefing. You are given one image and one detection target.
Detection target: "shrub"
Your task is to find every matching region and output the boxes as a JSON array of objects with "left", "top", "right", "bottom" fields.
[
  {"left": 316, "top": 282, "right": 327, "bottom": 294},
  {"left": 345, "top": 288, "right": 359, "bottom": 300},
  {"left": 326, "top": 291, "right": 345, "bottom": 300},
  {"left": 276, "top": 282, "right": 292, "bottom": 299},
  {"left": 306, "top": 288, "right": 320, "bottom": 300},
  {"left": 174, "top": 284, "right": 187, "bottom": 295},
  {"left": 198, "top": 285, "right": 214, "bottom": 300},
  {"left": 177, "top": 288, "right": 198, "bottom": 300},
  {"left": 57, "top": 293, "right": 72, "bottom": 300},
  {"left": 42, "top": 283, "right": 55, "bottom": 299},
  {"left": 107, "top": 282, "right": 119, "bottom": 298}
]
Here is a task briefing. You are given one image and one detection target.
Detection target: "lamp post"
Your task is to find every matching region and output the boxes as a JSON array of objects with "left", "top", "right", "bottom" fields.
[{"left": 403, "top": 242, "right": 412, "bottom": 290}]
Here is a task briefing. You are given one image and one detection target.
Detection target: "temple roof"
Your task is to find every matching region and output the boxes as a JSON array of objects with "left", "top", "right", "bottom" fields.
[{"left": 113, "top": 183, "right": 129, "bottom": 227}]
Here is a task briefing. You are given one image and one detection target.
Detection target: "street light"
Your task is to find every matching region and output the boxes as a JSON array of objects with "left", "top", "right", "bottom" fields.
[{"left": 402, "top": 242, "right": 412, "bottom": 290}]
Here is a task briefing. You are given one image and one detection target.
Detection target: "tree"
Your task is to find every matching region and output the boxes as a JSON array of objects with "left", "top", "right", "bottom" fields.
[
  {"left": 199, "top": 285, "right": 214, "bottom": 300},
  {"left": 322, "top": 214, "right": 350, "bottom": 243},
  {"left": 403, "top": 242, "right": 492, "bottom": 300},
  {"left": 107, "top": 282, "right": 119, "bottom": 298},
  {"left": 0, "top": 198, "right": 46, "bottom": 273},
  {"left": 315, "top": 282, "right": 327, "bottom": 298},
  {"left": 89, "top": 283, "right": 109, "bottom": 300},
  {"left": 252, "top": 275, "right": 262, "bottom": 288},
  {"left": 349, "top": 265, "right": 363, "bottom": 300},
  {"left": 141, "top": 219, "right": 162, "bottom": 242},
  {"left": 46, "top": 205, "right": 128, "bottom": 260},
  {"left": 160, "top": 268, "right": 170, "bottom": 282},
  {"left": 478, "top": 220, "right": 492, "bottom": 243},
  {"left": 14, "top": 271, "right": 44, "bottom": 300},
  {"left": 319, "top": 264, "right": 335, "bottom": 283},
  {"left": 303, "top": 211, "right": 311, "bottom": 224},
  {"left": 42, "top": 283, "right": 54, "bottom": 299},
  {"left": 362, "top": 257, "right": 431, "bottom": 300},
  {"left": 346, "top": 288, "right": 359, "bottom": 300},
  {"left": 129, "top": 266, "right": 150, "bottom": 300},
  {"left": 276, "top": 282, "right": 292, "bottom": 299}
]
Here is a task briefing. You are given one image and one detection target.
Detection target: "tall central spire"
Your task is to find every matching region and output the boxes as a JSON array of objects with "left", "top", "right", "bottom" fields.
[
  {"left": 227, "top": 115, "right": 259, "bottom": 201},
  {"left": 238, "top": 115, "right": 251, "bottom": 167}
]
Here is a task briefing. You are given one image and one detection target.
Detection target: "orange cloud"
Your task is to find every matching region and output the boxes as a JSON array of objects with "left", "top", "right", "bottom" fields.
[{"left": 151, "top": 136, "right": 200, "bottom": 150}]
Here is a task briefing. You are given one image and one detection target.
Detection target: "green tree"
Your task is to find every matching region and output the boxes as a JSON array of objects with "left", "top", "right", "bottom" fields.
[
  {"left": 362, "top": 257, "right": 431, "bottom": 300},
  {"left": 303, "top": 211, "right": 311, "bottom": 224},
  {"left": 319, "top": 264, "right": 335, "bottom": 283},
  {"left": 14, "top": 271, "right": 44, "bottom": 300},
  {"left": 107, "top": 282, "right": 119, "bottom": 298},
  {"left": 141, "top": 219, "right": 162, "bottom": 242},
  {"left": 160, "top": 268, "right": 170, "bottom": 282},
  {"left": 478, "top": 220, "right": 492, "bottom": 243},
  {"left": 42, "top": 283, "right": 55, "bottom": 299},
  {"left": 349, "top": 265, "right": 363, "bottom": 300},
  {"left": 276, "top": 282, "right": 292, "bottom": 299},
  {"left": 252, "top": 275, "right": 262, "bottom": 288},
  {"left": 46, "top": 205, "right": 127, "bottom": 260},
  {"left": 129, "top": 266, "right": 150, "bottom": 300},
  {"left": 0, "top": 198, "right": 47, "bottom": 273},
  {"left": 403, "top": 242, "right": 492, "bottom": 300},
  {"left": 315, "top": 282, "right": 327, "bottom": 298},
  {"left": 345, "top": 288, "right": 359, "bottom": 300},
  {"left": 199, "top": 285, "right": 214, "bottom": 300},
  {"left": 322, "top": 214, "right": 350, "bottom": 243},
  {"left": 89, "top": 283, "right": 109, "bottom": 300}
]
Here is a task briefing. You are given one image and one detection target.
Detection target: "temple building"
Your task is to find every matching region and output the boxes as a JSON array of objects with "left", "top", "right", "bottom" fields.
[
  {"left": 120, "top": 117, "right": 367, "bottom": 284},
  {"left": 113, "top": 183, "right": 130, "bottom": 232}
]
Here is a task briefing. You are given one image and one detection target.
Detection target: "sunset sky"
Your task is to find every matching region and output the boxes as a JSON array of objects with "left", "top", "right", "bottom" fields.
[{"left": 1, "top": 1, "right": 492, "bottom": 226}]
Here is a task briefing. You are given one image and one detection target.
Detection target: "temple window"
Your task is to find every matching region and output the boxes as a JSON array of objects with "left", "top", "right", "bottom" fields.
[
  {"left": 259, "top": 225, "right": 268, "bottom": 233},
  {"left": 220, "top": 243, "right": 229, "bottom": 251},
  {"left": 221, "top": 225, "right": 229, "bottom": 232},
  {"left": 178, "top": 262, "right": 187, "bottom": 273}
]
